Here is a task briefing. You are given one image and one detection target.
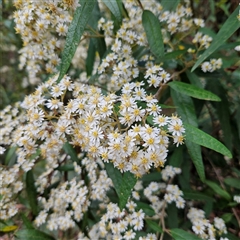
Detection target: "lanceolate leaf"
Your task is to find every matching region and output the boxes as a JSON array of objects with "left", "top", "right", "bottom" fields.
[
  {"left": 63, "top": 142, "right": 79, "bottom": 162},
  {"left": 26, "top": 170, "right": 38, "bottom": 216},
  {"left": 171, "top": 89, "right": 205, "bottom": 181},
  {"left": 105, "top": 162, "right": 122, "bottom": 197},
  {"left": 57, "top": 0, "right": 96, "bottom": 82},
  {"left": 170, "top": 229, "right": 202, "bottom": 240},
  {"left": 184, "top": 123, "right": 232, "bottom": 158},
  {"left": 191, "top": 6, "right": 240, "bottom": 71},
  {"left": 224, "top": 178, "right": 240, "bottom": 190},
  {"left": 105, "top": 163, "right": 137, "bottom": 210},
  {"left": 145, "top": 219, "right": 163, "bottom": 233},
  {"left": 119, "top": 171, "right": 137, "bottom": 210},
  {"left": 15, "top": 229, "right": 55, "bottom": 240},
  {"left": 142, "top": 10, "right": 164, "bottom": 59},
  {"left": 205, "top": 180, "right": 231, "bottom": 200},
  {"left": 168, "top": 81, "right": 221, "bottom": 101},
  {"left": 102, "top": 0, "right": 122, "bottom": 22}
]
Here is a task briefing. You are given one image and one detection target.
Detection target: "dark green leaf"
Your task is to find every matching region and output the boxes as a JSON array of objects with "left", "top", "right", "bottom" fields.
[
  {"left": 207, "top": 81, "right": 233, "bottom": 151},
  {"left": 171, "top": 89, "right": 205, "bottom": 181},
  {"left": 105, "top": 162, "right": 122, "bottom": 197},
  {"left": 145, "top": 219, "right": 163, "bottom": 233},
  {"left": 184, "top": 123, "right": 232, "bottom": 158},
  {"left": 192, "top": 6, "right": 240, "bottom": 71},
  {"left": 170, "top": 228, "right": 202, "bottom": 240},
  {"left": 5, "top": 146, "right": 17, "bottom": 166},
  {"left": 205, "top": 180, "right": 231, "bottom": 200},
  {"left": 63, "top": 142, "right": 79, "bottom": 162},
  {"left": 169, "top": 146, "right": 183, "bottom": 168},
  {"left": 141, "top": 171, "right": 161, "bottom": 182},
  {"left": 186, "top": 70, "right": 203, "bottom": 89},
  {"left": 221, "top": 213, "right": 233, "bottom": 223},
  {"left": 57, "top": 0, "right": 96, "bottom": 82},
  {"left": 142, "top": 10, "right": 164, "bottom": 59},
  {"left": 57, "top": 164, "right": 74, "bottom": 172},
  {"left": 26, "top": 170, "right": 38, "bottom": 216},
  {"left": 21, "top": 214, "right": 34, "bottom": 229},
  {"left": 119, "top": 171, "right": 137, "bottom": 210},
  {"left": 15, "top": 229, "right": 55, "bottom": 240},
  {"left": 167, "top": 203, "right": 178, "bottom": 228},
  {"left": 168, "top": 81, "right": 221, "bottom": 101},
  {"left": 135, "top": 202, "right": 155, "bottom": 217},
  {"left": 102, "top": 0, "right": 122, "bottom": 22},
  {"left": 161, "top": 0, "right": 180, "bottom": 11},
  {"left": 224, "top": 178, "right": 240, "bottom": 190},
  {"left": 183, "top": 190, "right": 214, "bottom": 202},
  {"left": 86, "top": 39, "right": 96, "bottom": 76}
]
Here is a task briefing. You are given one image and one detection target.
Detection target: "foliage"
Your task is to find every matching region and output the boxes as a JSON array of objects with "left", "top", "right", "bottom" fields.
[{"left": 1, "top": 0, "right": 240, "bottom": 239}]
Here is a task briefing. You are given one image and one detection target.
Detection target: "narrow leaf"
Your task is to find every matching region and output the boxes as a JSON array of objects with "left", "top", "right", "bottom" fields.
[
  {"left": 5, "top": 146, "right": 17, "bottom": 166},
  {"left": 57, "top": 0, "right": 96, "bottom": 82},
  {"left": 145, "top": 219, "right": 163, "bottom": 233},
  {"left": 183, "top": 190, "right": 214, "bottom": 201},
  {"left": 205, "top": 180, "right": 231, "bottom": 200},
  {"left": 105, "top": 162, "right": 122, "bottom": 197},
  {"left": 86, "top": 39, "right": 96, "bottom": 76},
  {"left": 102, "top": 0, "right": 122, "bottom": 22},
  {"left": 119, "top": 171, "right": 137, "bottom": 210},
  {"left": 135, "top": 201, "right": 155, "bottom": 216},
  {"left": 170, "top": 229, "right": 202, "bottom": 240},
  {"left": 0, "top": 225, "right": 18, "bottom": 233},
  {"left": 192, "top": 6, "right": 240, "bottom": 71},
  {"left": 142, "top": 10, "right": 164, "bottom": 59},
  {"left": 171, "top": 89, "right": 205, "bottom": 181},
  {"left": 224, "top": 178, "right": 240, "bottom": 190},
  {"left": 184, "top": 123, "right": 232, "bottom": 158},
  {"left": 15, "top": 229, "right": 55, "bottom": 240},
  {"left": 63, "top": 142, "right": 79, "bottom": 162},
  {"left": 168, "top": 81, "right": 221, "bottom": 101},
  {"left": 26, "top": 170, "right": 38, "bottom": 216}
]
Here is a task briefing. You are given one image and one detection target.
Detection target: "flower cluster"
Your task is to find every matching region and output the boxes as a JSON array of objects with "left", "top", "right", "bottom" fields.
[
  {"left": 35, "top": 178, "right": 89, "bottom": 231},
  {"left": 0, "top": 166, "right": 23, "bottom": 220},
  {"left": 13, "top": 0, "right": 79, "bottom": 84},
  {"left": 201, "top": 58, "right": 223, "bottom": 72},
  {"left": 187, "top": 208, "right": 228, "bottom": 240}
]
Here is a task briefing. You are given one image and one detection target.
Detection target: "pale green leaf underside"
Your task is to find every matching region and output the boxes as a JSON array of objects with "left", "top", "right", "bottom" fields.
[{"left": 171, "top": 228, "right": 202, "bottom": 240}]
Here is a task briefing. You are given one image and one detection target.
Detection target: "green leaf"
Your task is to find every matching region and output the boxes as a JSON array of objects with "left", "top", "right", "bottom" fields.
[
  {"left": 191, "top": 6, "right": 240, "bottom": 71},
  {"left": 171, "top": 89, "right": 205, "bottom": 181},
  {"left": 142, "top": 10, "right": 164, "bottom": 59},
  {"left": 221, "top": 213, "right": 233, "bottom": 223},
  {"left": 26, "top": 170, "right": 38, "bottom": 216},
  {"left": 105, "top": 163, "right": 137, "bottom": 210},
  {"left": 15, "top": 229, "right": 55, "bottom": 240},
  {"left": 135, "top": 202, "right": 155, "bottom": 217},
  {"left": 159, "top": 49, "right": 187, "bottom": 61},
  {"left": 5, "top": 146, "right": 17, "bottom": 166},
  {"left": 57, "top": 164, "right": 74, "bottom": 172},
  {"left": 186, "top": 70, "right": 204, "bottom": 89},
  {"left": 101, "top": 0, "right": 122, "bottom": 22},
  {"left": 63, "top": 142, "right": 79, "bottom": 162},
  {"left": 205, "top": 180, "right": 231, "bottom": 200},
  {"left": 57, "top": 0, "right": 96, "bottom": 82},
  {"left": 119, "top": 171, "right": 137, "bottom": 210},
  {"left": 184, "top": 123, "right": 232, "bottom": 158},
  {"left": 167, "top": 204, "right": 178, "bottom": 228},
  {"left": 145, "top": 219, "right": 163, "bottom": 233},
  {"left": 183, "top": 190, "right": 214, "bottom": 202},
  {"left": 105, "top": 162, "right": 122, "bottom": 197},
  {"left": 21, "top": 214, "right": 34, "bottom": 229},
  {"left": 207, "top": 81, "right": 233, "bottom": 152},
  {"left": 170, "top": 229, "right": 202, "bottom": 240},
  {"left": 86, "top": 39, "right": 96, "bottom": 76},
  {"left": 161, "top": 0, "right": 180, "bottom": 11},
  {"left": 169, "top": 146, "right": 183, "bottom": 168},
  {"left": 224, "top": 178, "right": 240, "bottom": 190},
  {"left": 168, "top": 81, "right": 221, "bottom": 101}
]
